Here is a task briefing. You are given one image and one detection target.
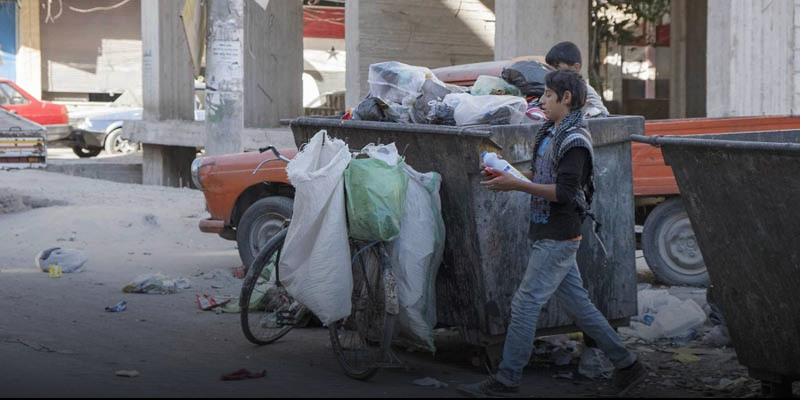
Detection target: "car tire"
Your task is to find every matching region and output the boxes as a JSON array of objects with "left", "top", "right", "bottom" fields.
[
  {"left": 72, "top": 146, "right": 102, "bottom": 158},
  {"left": 642, "top": 197, "right": 710, "bottom": 287},
  {"left": 236, "top": 196, "right": 294, "bottom": 271},
  {"left": 104, "top": 128, "right": 137, "bottom": 154}
]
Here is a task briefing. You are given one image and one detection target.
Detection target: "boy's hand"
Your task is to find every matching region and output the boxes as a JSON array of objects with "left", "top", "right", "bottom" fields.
[{"left": 481, "top": 168, "right": 521, "bottom": 192}]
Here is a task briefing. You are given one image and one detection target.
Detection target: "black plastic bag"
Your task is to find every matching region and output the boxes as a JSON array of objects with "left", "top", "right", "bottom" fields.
[{"left": 501, "top": 60, "right": 554, "bottom": 97}]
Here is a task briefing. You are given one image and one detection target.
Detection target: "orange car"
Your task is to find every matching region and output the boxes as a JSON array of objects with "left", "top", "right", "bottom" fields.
[{"left": 192, "top": 146, "right": 297, "bottom": 268}]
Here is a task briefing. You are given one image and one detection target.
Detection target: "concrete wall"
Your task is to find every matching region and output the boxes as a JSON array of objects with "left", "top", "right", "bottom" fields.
[
  {"left": 40, "top": 0, "right": 141, "bottom": 96},
  {"left": 495, "top": 0, "right": 589, "bottom": 69},
  {"left": 795, "top": 0, "right": 800, "bottom": 114},
  {"left": 16, "top": 0, "right": 41, "bottom": 98},
  {"left": 345, "top": 0, "right": 495, "bottom": 107},
  {"left": 706, "top": 0, "right": 795, "bottom": 117},
  {"left": 670, "top": 0, "right": 707, "bottom": 118}
]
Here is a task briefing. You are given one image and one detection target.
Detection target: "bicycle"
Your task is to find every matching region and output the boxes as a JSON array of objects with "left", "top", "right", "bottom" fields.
[{"left": 238, "top": 147, "right": 405, "bottom": 380}]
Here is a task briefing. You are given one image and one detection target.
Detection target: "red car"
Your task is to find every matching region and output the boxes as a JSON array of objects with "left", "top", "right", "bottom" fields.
[{"left": 0, "top": 79, "right": 70, "bottom": 141}]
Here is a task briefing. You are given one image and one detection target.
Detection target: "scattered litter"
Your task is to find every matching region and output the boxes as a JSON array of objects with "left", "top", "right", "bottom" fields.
[
  {"left": 105, "top": 301, "right": 128, "bottom": 312},
  {"left": 123, "top": 273, "right": 191, "bottom": 295},
  {"left": 702, "top": 325, "right": 731, "bottom": 348},
  {"left": 197, "top": 295, "right": 232, "bottom": 311},
  {"left": 412, "top": 377, "right": 449, "bottom": 389},
  {"left": 48, "top": 265, "right": 62, "bottom": 278},
  {"left": 578, "top": 348, "right": 614, "bottom": 380},
  {"left": 36, "top": 247, "right": 88, "bottom": 273},
  {"left": 716, "top": 377, "right": 748, "bottom": 391},
  {"left": 533, "top": 334, "right": 584, "bottom": 366},
  {"left": 552, "top": 371, "right": 574, "bottom": 380},
  {"left": 143, "top": 214, "right": 158, "bottom": 226},
  {"left": 116, "top": 370, "right": 139, "bottom": 378},
  {"left": 470, "top": 75, "right": 522, "bottom": 97},
  {"left": 626, "top": 289, "right": 707, "bottom": 342},
  {"left": 220, "top": 368, "right": 266, "bottom": 381},
  {"left": 500, "top": 60, "right": 553, "bottom": 97},
  {"left": 673, "top": 352, "right": 701, "bottom": 364},
  {"left": 443, "top": 93, "right": 528, "bottom": 126}
]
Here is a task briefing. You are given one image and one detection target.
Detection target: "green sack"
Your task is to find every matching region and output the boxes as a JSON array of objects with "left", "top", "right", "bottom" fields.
[{"left": 345, "top": 157, "right": 409, "bottom": 241}]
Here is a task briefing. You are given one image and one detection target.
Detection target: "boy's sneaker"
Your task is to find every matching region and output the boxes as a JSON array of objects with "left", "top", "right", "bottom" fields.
[
  {"left": 598, "top": 360, "right": 648, "bottom": 397},
  {"left": 456, "top": 377, "right": 520, "bottom": 398}
]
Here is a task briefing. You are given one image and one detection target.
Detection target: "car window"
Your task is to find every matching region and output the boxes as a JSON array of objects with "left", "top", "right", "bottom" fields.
[
  {"left": 0, "top": 83, "right": 30, "bottom": 105},
  {"left": 0, "top": 85, "right": 10, "bottom": 105}
]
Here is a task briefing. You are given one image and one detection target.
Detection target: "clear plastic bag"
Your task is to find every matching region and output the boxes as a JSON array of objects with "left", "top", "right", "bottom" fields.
[
  {"left": 470, "top": 75, "right": 522, "bottom": 97},
  {"left": 443, "top": 93, "right": 528, "bottom": 126}
]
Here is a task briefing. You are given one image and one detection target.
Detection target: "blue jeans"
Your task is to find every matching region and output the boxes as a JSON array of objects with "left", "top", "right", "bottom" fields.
[{"left": 494, "top": 239, "right": 636, "bottom": 387}]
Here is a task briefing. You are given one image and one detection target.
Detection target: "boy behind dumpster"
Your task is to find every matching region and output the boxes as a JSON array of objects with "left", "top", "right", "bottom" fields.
[
  {"left": 546, "top": 41, "right": 609, "bottom": 118},
  {"left": 456, "top": 70, "right": 645, "bottom": 398}
]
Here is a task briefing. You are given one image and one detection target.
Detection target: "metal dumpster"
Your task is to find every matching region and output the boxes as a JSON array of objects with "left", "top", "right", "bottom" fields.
[
  {"left": 632, "top": 132, "right": 800, "bottom": 396},
  {"left": 291, "top": 116, "right": 641, "bottom": 363}
]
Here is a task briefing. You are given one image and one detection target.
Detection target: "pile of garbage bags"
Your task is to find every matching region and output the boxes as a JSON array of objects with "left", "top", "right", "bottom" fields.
[
  {"left": 279, "top": 130, "right": 445, "bottom": 352},
  {"left": 347, "top": 60, "right": 554, "bottom": 127}
]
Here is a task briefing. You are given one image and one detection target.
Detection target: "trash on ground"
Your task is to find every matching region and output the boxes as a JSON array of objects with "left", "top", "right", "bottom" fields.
[
  {"left": 220, "top": 368, "right": 267, "bottom": 381},
  {"left": 578, "top": 348, "right": 614, "bottom": 380},
  {"left": 197, "top": 295, "right": 232, "bottom": 311},
  {"left": 532, "top": 334, "right": 584, "bottom": 367},
  {"left": 552, "top": 371, "right": 574, "bottom": 380},
  {"left": 673, "top": 352, "right": 701, "bottom": 364},
  {"left": 105, "top": 301, "right": 128, "bottom": 312},
  {"left": 412, "top": 377, "right": 449, "bottom": 389},
  {"left": 123, "top": 273, "right": 191, "bottom": 295},
  {"left": 48, "top": 265, "right": 62, "bottom": 278},
  {"left": 116, "top": 370, "right": 139, "bottom": 378},
  {"left": 622, "top": 289, "right": 707, "bottom": 342},
  {"left": 36, "top": 247, "right": 88, "bottom": 273},
  {"left": 716, "top": 377, "right": 748, "bottom": 391},
  {"left": 702, "top": 324, "right": 731, "bottom": 348}
]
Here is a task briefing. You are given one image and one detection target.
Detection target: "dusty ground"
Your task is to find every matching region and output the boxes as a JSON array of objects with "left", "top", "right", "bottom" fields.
[{"left": 1, "top": 169, "right": 797, "bottom": 398}]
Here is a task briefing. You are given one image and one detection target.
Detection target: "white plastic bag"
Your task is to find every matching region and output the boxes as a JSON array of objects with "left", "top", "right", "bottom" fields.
[
  {"left": 36, "top": 247, "right": 88, "bottom": 273},
  {"left": 388, "top": 163, "right": 445, "bottom": 352},
  {"left": 443, "top": 93, "right": 528, "bottom": 126},
  {"left": 368, "top": 61, "right": 446, "bottom": 105},
  {"left": 280, "top": 130, "right": 353, "bottom": 325}
]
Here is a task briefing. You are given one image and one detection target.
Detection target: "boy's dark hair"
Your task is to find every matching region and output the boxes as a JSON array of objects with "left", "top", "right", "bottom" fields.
[
  {"left": 545, "top": 70, "right": 586, "bottom": 111},
  {"left": 545, "top": 41, "right": 582, "bottom": 67}
]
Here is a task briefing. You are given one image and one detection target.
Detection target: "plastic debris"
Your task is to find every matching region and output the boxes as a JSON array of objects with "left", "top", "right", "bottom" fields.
[
  {"left": 578, "top": 348, "right": 614, "bottom": 380},
  {"left": 412, "top": 377, "right": 449, "bottom": 389},
  {"left": 123, "top": 273, "right": 191, "bottom": 295},
  {"left": 470, "top": 75, "right": 522, "bottom": 97},
  {"left": 220, "top": 368, "right": 267, "bottom": 381},
  {"left": 702, "top": 325, "right": 732, "bottom": 348},
  {"left": 625, "top": 289, "right": 707, "bottom": 341},
  {"left": 197, "top": 295, "right": 232, "bottom": 311},
  {"left": 673, "top": 352, "right": 701, "bottom": 364},
  {"left": 716, "top": 377, "right": 748, "bottom": 391},
  {"left": 36, "top": 247, "right": 88, "bottom": 273},
  {"left": 552, "top": 371, "right": 574, "bottom": 380},
  {"left": 116, "top": 370, "right": 139, "bottom": 378},
  {"left": 105, "top": 301, "right": 128, "bottom": 312},
  {"left": 501, "top": 60, "right": 553, "bottom": 97}
]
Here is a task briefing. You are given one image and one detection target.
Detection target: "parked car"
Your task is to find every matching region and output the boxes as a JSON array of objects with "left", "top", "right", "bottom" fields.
[
  {"left": 0, "top": 78, "right": 70, "bottom": 142},
  {"left": 70, "top": 83, "right": 207, "bottom": 157},
  {"left": 192, "top": 147, "right": 297, "bottom": 269}
]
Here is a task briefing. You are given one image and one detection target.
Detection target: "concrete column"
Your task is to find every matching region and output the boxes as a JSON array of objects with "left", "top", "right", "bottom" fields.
[
  {"left": 205, "top": 0, "right": 244, "bottom": 156},
  {"left": 141, "top": 0, "right": 195, "bottom": 187},
  {"left": 794, "top": 0, "right": 800, "bottom": 115},
  {"left": 243, "top": 0, "right": 303, "bottom": 129},
  {"left": 345, "top": 0, "right": 496, "bottom": 107},
  {"left": 16, "top": 0, "right": 41, "bottom": 98},
  {"left": 706, "top": 0, "right": 794, "bottom": 117},
  {"left": 495, "top": 0, "right": 589, "bottom": 70},
  {"left": 669, "top": 0, "right": 687, "bottom": 118}
]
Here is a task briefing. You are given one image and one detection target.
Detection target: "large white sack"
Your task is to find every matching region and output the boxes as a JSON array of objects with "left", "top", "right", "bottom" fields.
[
  {"left": 280, "top": 130, "right": 352, "bottom": 325},
  {"left": 389, "top": 163, "right": 445, "bottom": 352}
]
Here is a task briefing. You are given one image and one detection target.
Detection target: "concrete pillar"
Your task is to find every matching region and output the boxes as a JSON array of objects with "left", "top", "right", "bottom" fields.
[
  {"left": 141, "top": 0, "right": 195, "bottom": 187},
  {"left": 345, "top": 0, "right": 496, "bottom": 107},
  {"left": 243, "top": 0, "right": 303, "bottom": 129},
  {"left": 16, "top": 0, "right": 41, "bottom": 98},
  {"left": 495, "top": 0, "right": 589, "bottom": 70},
  {"left": 794, "top": 0, "right": 800, "bottom": 115},
  {"left": 671, "top": 0, "right": 707, "bottom": 119},
  {"left": 706, "top": 0, "right": 795, "bottom": 117}
]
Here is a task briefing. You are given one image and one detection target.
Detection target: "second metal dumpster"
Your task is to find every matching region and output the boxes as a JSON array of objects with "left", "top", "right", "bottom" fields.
[
  {"left": 633, "top": 131, "right": 800, "bottom": 396},
  {"left": 291, "top": 116, "right": 642, "bottom": 364}
]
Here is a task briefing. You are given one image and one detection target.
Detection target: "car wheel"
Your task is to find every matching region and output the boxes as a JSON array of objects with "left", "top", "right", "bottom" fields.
[
  {"left": 104, "top": 128, "right": 138, "bottom": 154},
  {"left": 72, "top": 146, "right": 102, "bottom": 158},
  {"left": 642, "top": 197, "right": 710, "bottom": 287},
  {"left": 236, "top": 196, "right": 294, "bottom": 271}
]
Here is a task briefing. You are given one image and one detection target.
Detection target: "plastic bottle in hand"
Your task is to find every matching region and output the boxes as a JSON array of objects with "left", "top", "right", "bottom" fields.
[{"left": 481, "top": 152, "right": 531, "bottom": 182}]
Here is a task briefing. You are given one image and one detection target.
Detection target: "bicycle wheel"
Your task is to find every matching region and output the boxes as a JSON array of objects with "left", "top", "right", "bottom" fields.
[
  {"left": 240, "top": 228, "right": 307, "bottom": 345},
  {"left": 328, "top": 240, "right": 397, "bottom": 380}
]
